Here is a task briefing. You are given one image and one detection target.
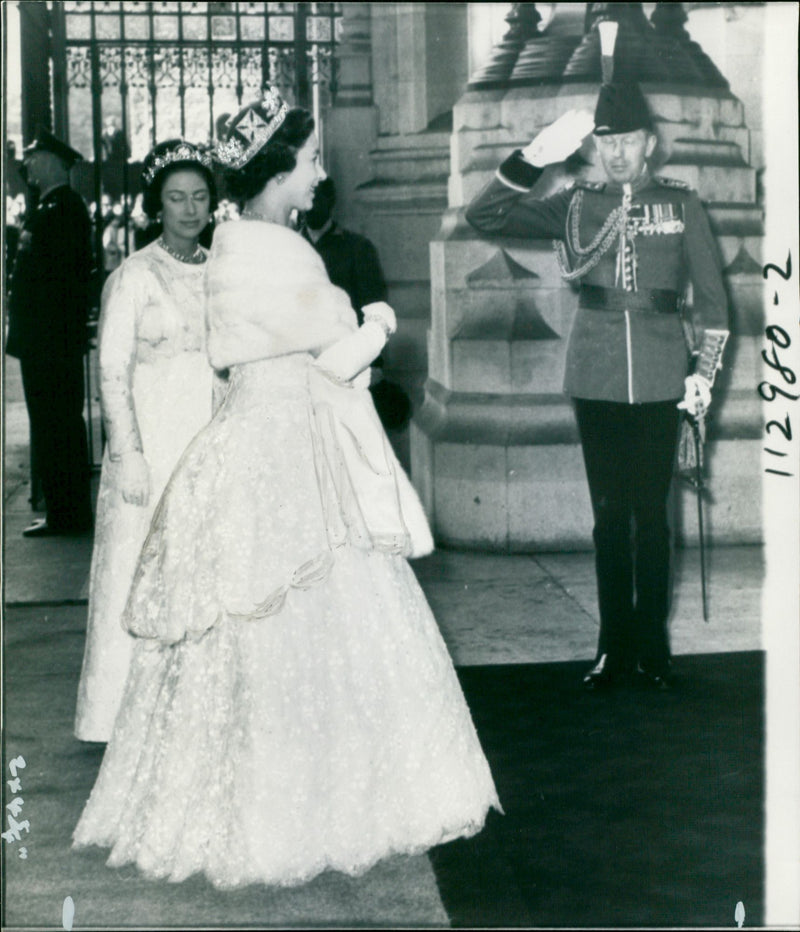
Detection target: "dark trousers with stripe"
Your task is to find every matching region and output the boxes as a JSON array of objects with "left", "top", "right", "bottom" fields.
[{"left": 573, "top": 397, "right": 681, "bottom": 673}]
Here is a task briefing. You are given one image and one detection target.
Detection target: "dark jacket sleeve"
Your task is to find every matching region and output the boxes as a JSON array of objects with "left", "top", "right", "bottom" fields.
[
  {"left": 682, "top": 191, "right": 729, "bottom": 333},
  {"left": 465, "top": 151, "right": 573, "bottom": 241}
]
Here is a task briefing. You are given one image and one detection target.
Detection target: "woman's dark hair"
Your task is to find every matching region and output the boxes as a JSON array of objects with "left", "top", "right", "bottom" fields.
[
  {"left": 141, "top": 140, "right": 218, "bottom": 220},
  {"left": 223, "top": 109, "right": 315, "bottom": 205}
]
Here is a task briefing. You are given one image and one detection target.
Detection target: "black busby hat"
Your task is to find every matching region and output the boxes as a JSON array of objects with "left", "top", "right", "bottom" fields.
[
  {"left": 592, "top": 20, "right": 653, "bottom": 136},
  {"left": 593, "top": 81, "right": 653, "bottom": 135},
  {"left": 23, "top": 127, "right": 83, "bottom": 168}
]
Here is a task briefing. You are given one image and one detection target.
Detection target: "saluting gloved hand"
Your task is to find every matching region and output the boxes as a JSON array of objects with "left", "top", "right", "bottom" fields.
[
  {"left": 116, "top": 451, "right": 150, "bottom": 506},
  {"left": 521, "top": 108, "right": 595, "bottom": 167},
  {"left": 677, "top": 374, "right": 712, "bottom": 419}
]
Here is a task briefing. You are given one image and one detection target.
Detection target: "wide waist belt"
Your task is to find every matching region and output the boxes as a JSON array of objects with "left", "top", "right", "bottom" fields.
[{"left": 579, "top": 284, "right": 679, "bottom": 315}]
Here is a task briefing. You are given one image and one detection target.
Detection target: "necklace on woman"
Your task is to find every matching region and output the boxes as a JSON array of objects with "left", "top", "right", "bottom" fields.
[
  {"left": 157, "top": 235, "right": 206, "bottom": 264},
  {"left": 241, "top": 207, "right": 277, "bottom": 224}
]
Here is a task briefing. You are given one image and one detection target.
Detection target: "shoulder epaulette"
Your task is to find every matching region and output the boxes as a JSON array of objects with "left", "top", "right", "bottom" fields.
[
  {"left": 654, "top": 176, "right": 691, "bottom": 191},
  {"left": 574, "top": 179, "right": 606, "bottom": 192}
]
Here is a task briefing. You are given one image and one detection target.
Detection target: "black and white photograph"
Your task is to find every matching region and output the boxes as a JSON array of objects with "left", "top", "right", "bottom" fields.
[{"left": 2, "top": 2, "right": 798, "bottom": 929}]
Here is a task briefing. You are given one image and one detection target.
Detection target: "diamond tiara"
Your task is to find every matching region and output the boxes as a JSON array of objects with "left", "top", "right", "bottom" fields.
[
  {"left": 142, "top": 142, "right": 213, "bottom": 185},
  {"left": 213, "top": 86, "right": 289, "bottom": 170}
]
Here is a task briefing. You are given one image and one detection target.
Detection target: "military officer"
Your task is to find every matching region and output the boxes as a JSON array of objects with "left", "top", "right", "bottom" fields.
[
  {"left": 7, "top": 128, "right": 95, "bottom": 537},
  {"left": 466, "top": 79, "right": 729, "bottom": 691}
]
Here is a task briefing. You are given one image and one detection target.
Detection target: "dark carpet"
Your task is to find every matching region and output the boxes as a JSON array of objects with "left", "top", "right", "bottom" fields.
[{"left": 431, "top": 652, "right": 764, "bottom": 929}]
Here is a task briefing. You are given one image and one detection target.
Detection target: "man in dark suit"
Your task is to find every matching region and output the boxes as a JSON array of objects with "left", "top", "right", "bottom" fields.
[
  {"left": 7, "top": 128, "right": 95, "bottom": 537},
  {"left": 303, "top": 177, "right": 411, "bottom": 431},
  {"left": 466, "top": 43, "right": 729, "bottom": 691}
]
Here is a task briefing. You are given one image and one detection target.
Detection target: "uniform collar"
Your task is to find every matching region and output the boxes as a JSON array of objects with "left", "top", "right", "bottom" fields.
[{"left": 603, "top": 169, "right": 653, "bottom": 197}]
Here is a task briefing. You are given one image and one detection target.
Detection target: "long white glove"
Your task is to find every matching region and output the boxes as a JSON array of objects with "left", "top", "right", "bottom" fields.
[
  {"left": 677, "top": 374, "right": 712, "bottom": 419},
  {"left": 315, "top": 321, "right": 389, "bottom": 384},
  {"left": 115, "top": 450, "right": 150, "bottom": 506},
  {"left": 521, "top": 108, "right": 595, "bottom": 167}
]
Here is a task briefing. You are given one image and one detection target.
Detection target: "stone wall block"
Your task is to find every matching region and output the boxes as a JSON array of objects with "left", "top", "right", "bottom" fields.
[
  {"left": 432, "top": 442, "right": 510, "bottom": 549},
  {"left": 507, "top": 445, "right": 594, "bottom": 551}
]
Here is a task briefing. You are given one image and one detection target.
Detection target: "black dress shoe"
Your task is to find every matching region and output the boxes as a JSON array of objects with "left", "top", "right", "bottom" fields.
[
  {"left": 22, "top": 518, "right": 93, "bottom": 538},
  {"left": 636, "top": 662, "right": 674, "bottom": 692},
  {"left": 582, "top": 654, "right": 623, "bottom": 691},
  {"left": 22, "top": 519, "right": 57, "bottom": 538}
]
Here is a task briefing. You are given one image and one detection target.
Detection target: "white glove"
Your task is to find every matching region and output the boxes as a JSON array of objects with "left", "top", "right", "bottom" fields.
[
  {"left": 521, "top": 108, "right": 595, "bottom": 167},
  {"left": 362, "top": 301, "right": 397, "bottom": 336},
  {"left": 314, "top": 320, "right": 387, "bottom": 383},
  {"left": 116, "top": 451, "right": 150, "bottom": 506},
  {"left": 677, "top": 374, "right": 712, "bottom": 419}
]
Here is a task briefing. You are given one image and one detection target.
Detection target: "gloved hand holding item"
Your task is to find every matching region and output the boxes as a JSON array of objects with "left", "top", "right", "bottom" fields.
[
  {"left": 677, "top": 374, "right": 712, "bottom": 419},
  {"left": 521, "top": 109, "right": 595, "bottom": 167}
]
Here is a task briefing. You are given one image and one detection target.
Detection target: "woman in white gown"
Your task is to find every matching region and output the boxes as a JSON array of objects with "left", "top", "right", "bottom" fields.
[
  {"left": 74, "top": 140, "right": 218, "bottom": 742},
  {"left": 73, "top": 88, "right": 501, "bottom": 889}
]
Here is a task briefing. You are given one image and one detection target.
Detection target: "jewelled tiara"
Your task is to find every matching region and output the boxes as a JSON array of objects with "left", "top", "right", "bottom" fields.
[
  {"left": 213, "top": 86, "right": 289, "bottom": 170},
  {"left": 142, "top": 142, "right": 213, "bottom": 185}
]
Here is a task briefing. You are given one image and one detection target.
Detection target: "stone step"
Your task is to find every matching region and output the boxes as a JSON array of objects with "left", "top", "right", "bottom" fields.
[
  {"left": 707, "top": 203, "right": 764, "bottom": 236},
  {"left": 665, "top": 137, "right": 747, "bottom": 166},
  {"left": 373, "top": 129, "right": 452, "bottom": 151},
  {"left": 369, "top": 133, "right": 452, "bottom": 182},
  {"left": 355, "top": 176, "right": 448, "bottom": 209}
]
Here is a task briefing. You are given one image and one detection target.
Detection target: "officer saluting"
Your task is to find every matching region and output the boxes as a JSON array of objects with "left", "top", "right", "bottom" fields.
[
  {"left": 466, "top": 22, "right": 729, "bottom": 691},
  {"left": 7, "top": 128, "right": 95, "bottom": 537}
]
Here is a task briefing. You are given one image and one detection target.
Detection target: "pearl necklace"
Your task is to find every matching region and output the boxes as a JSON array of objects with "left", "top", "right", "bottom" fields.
[{"left": 157, "top": 235, "right": 206, "bottom": 265}]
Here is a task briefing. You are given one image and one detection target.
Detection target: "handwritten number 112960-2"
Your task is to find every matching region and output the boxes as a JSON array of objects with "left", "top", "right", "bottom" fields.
[{"left": 759, "top": 251, "right": 796, "bottom": 478}]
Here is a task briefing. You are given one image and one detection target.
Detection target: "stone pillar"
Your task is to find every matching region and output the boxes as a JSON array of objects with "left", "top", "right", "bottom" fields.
[
  {"left": 370, "top": 2, "right": 468, "bottom": 136},
  {"left": 411, "top": 1, "right": 764, "bottom": 551},
  {"left": 350, "top": 3, "right": 470, "bottom": 429}
]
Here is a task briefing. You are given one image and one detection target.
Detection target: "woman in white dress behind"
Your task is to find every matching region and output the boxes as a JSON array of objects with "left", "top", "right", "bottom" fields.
[
  {"left": 74, "top": 140, "right": 218, "bottom": 742},
  {"left": 73, "top": 87, "right": 501, "bottom": 889}
]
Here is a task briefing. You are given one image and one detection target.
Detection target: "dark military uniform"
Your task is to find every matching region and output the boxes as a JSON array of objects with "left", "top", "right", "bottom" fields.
[
  {"left": 7, "top": 182, "right": 94, "bottom": 532},
  {"left": 466, "top": 151, "right": 728, "bottom": 678}
]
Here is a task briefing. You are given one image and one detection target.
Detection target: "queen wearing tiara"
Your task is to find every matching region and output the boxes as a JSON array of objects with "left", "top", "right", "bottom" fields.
[
  {"left": 73, "top": 88, "right": 501, "bottom": 890},
  {"left": 74, "top": 139, "right": 221, "bottom": 743}
]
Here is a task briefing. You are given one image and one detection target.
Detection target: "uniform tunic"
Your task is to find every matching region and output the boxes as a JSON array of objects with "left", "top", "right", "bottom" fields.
[{"left": 465, "top": 151, "right": 728, "bottom": 403}]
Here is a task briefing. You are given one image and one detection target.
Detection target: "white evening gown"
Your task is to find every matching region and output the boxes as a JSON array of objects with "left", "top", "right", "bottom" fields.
[
  {"left": 74, "top": 240, "right": 215, "bottom": 741},
  {"left": 73, "top": 350, "right": 502, "bottom": 889}
]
